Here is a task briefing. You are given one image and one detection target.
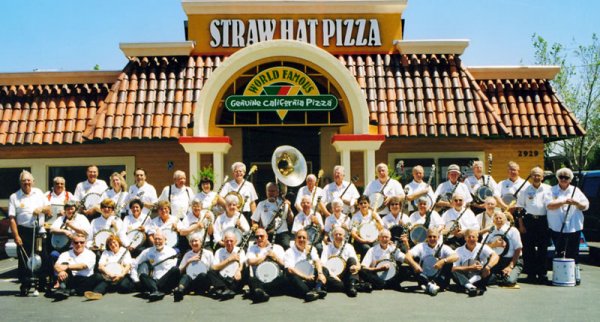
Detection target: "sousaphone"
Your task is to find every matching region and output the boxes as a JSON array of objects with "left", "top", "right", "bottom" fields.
[{"left": 271, "top": 145, "right": 307, "bottom": 188}]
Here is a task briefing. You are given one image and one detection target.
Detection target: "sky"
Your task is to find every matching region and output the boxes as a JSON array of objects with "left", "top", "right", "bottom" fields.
[{"left": 0, "top": 0, "right": 598, "bottom": 73}]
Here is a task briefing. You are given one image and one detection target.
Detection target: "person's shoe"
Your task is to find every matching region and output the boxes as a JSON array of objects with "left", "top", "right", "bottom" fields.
[
  {"left": 357, "top": 282, "right": 373, "bottom": 293},
  {"left": 525, "top": 275, "right": 537, "bottom": 284},
  {"left": 316, "top": 289, "right": 327, "bottom": 299},
  {"left": 477, "top": 288, "right": 486, "bottom": 296},
  {"left": 208, "top": 288, "right": 223, "bottom": 299},
  {"left": 173, "top": 288, "right": 184, "bottom": 302},
  {"left": 427, "top": 283, "right": 439, "bottom": 296},
  {"left": 253, "top": 288, "right": 270, "bottom": 303},
  {"left": 346, "top": 286, "right": 358, "bottom": 298},
  {"left": 304, "top": 291, "right": 319, "bottom": 302},
  {"left": 19, "top": 284, "right": 29, "bottom": 297},
  {"left": 54, "top": 289, "right": 69, "bottom": 301},
  {"left": 31, "top": 290, "right": 39, "bottom": 297},
  {"left": 84, "top": 291, "right": 103, "bottom": 300},
  {"left": 148, "top": 291, "right": 165, "bottom": 302},
  {"left": 220, "top": 289, "right": 236, "bottom": 300}
]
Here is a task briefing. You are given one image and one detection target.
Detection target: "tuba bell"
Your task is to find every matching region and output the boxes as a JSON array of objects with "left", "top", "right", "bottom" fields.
[{"left": 271, "top": 145, "right": 307, "bottom": 187}]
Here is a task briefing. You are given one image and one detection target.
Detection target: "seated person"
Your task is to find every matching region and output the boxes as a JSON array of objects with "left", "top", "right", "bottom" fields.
[
  {"left": 284, "top": 229, "right": 327, "bottom": 302},
  {"left": 135, "top": 230, "right": 180, "bottom": 302},
  {"left": 359, "top": 229, "right": 405, "bottom": 291},
  {"left": 451, "top": 229, "right": 499, "bottom": 297},
  {"left": 246, "top": 228, "right": 286, "bottom": 303},
  {"left": 485, "top": 211, "right": 522, "bottom": 287},
  {"left": 84, "top": 235, "right": 135, "bottom": 300},
  {"left": 320, "top": 227, "right": 362, "bottom": 297},
  {"left": 206, "top": 231, "right": 246, "bottom": 301},
  {"left": 52, "top": 233, "right": 97, "bottom": 300},
  {"left": 173, "top": 232, "right": 214, "bottom": 302}
]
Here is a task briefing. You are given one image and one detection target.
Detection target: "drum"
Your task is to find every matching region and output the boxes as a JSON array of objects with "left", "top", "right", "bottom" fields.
[
  {"left": 222, "top": 227, "right": 244, "bottom": 246},
  {"left": 420, "top": 255, "right": 439, "bottom": 278},
  {"left": 186, "top": 261, "right": 209, "bottom": 279},
  {"left": 375, "top": 259, "right": 397, "bottom": 281},
  {"left": 220, "top": 261, "right": 240, "bottom": 278},
  {"left": 93, "top": 229, "right": 115, "bottom": 250},
  {"left": 475, "top": 185, "right": 494, "bottom": 203},
  {"left": 295, "top": 259, "right": 315, "bottom": 277},
  {"left": 358, "top": 222, "right": 378, "bottom": 242},
  {"left": 409, "top": 225, "right": 427, "bottom": 244},
  {"left": 552, "top": 258, "right": 576, "bottom": 287},
  {"left": 161, "top": 227, "right": 179, "bottom": 248},
  {"left": 102, "top": 262, "right": 124, "bottom": 282},
  {"left": 126, "top": 230, "right": 146, "bottom": 249},
  {"left": 369, "top": 192, "right": 386, "bottom": 212},
  {"left": 325, "top": 256, "right": 346, "bottom": 277},
  {"left": 51, "top": 233, "right": 71, "bottom": 251},
  {"left": 255, "top": 261, "right": 281, "bottom": 284},
  {"left": 305, "top": 225, "right": 323, "bottom": 245}
]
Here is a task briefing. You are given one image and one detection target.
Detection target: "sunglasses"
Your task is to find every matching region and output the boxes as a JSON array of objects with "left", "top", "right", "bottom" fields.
[
  {"left": 101, "top": 205, "right": 115, "bottom": 209},
  {"left": 390, "top": 203, "right": 400, "bottom": 206},
  {"left": 453, "top": 199, "right": 463, "bottom": 202},
  {"left": 558, "top": 176, "right": 570, "bottom": 180},
  {"left": 73, "top": 241, "right": 85, "bottom": 245}
]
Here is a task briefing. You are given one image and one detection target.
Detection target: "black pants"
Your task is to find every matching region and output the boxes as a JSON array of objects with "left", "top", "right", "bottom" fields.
[
  {"left": 58, "top": 272, "right": 100, "bottom": 295},
  {"left": 325, "top": 258, "right": 359, "bottom": 292},
  {"left": 352, "top": 241, "right": 373, "bottom": 259},
  {"left": 139, "top": 267, "right": 180, "bottom": 293},
  {"left": 286, "top": 268, "right": 329, "bottom": 297},
  {"left": 551, "top": 230, "right": 581, "bottom": 263},
  {"left": 178, "top": 272, "right": 211, "bottom": 294},
  {"left": 359, "top": 263, "right": 405, "bottom": 290},
  {"left": 16, "top": 226, "right": 49, "bottom": 290},
  {"left": 273, "top": 232, "right": 292, "bottom": 250},
  {"left": 413, "top": 262, "right": 453, "bottom": 289},
  {"left": 92, "top": 273, "right": 135, "bottom": 294},
  {"left": 248, "top": 274, "right": 287, "bottom": 296},
  {"left": 522, "top": 215, "right": 549, "bottom": 277},
  {"left": 207, "top": 269, "right": 245, "bottom": 293}
]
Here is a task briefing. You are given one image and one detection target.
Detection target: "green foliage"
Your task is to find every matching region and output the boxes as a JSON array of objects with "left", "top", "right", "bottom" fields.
[
  {"left": 93, "top": 64, "right": 100, "bottom": 71},
  {"left": 192, "top": 165, "right": 215, "bottom": 189}
]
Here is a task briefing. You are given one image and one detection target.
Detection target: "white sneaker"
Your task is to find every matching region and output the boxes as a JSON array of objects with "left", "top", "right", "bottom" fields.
[
  {"left": 465, "top": 283, "right": 476, "bottom": 291},
  {"left": 31, "top": 290, "right": 39, "bottom": 297}
]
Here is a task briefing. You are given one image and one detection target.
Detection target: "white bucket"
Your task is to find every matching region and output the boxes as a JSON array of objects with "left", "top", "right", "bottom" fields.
[{"left": 552, "top": 258, "right": 576, "bottom": 287}]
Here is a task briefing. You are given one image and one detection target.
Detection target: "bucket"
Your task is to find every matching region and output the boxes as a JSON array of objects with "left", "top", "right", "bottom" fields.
[{"left": 552, "top": 257, "right": 576, "bottom": 287}]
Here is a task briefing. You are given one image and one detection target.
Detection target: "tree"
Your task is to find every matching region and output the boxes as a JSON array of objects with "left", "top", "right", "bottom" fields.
[{"left": 532, "top": 34, "right": 600, "bottom": 170}]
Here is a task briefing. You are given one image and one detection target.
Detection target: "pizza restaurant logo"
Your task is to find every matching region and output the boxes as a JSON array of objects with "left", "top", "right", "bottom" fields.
[{"left": 225, "top": 66, "right": 338, "bottom": 120}]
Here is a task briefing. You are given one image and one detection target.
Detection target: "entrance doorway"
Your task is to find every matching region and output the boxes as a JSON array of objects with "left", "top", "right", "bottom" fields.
[{"left": 243, "top": 127, "right": 320, "bottom": 200}]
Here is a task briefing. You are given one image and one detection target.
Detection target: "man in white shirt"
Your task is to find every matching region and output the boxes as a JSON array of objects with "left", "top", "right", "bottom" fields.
[
  {"left": 50, "top": 201, "right": 92, "bottom": 253},
  {"left": 359, "top": 229, "right": 406, "bottom": 290},
  {"left": 485, "top": 211, "right": 522, "bottom": 287},
  {"left": 127, "top": 168, "right": 158, "bottom": 217},
  {"left": 294, "top": 174, "right": 327, "bottom": 216},
  {"left": 498, "top": 161, "right": 530, "bottom": 211},
  {"left": 465, "top": 160, "right": 500, "bottom": 211},
  {"left": 173, "top": 232, "right": 214, "bottom": 302},
  {"left": 321, "top": 227, "right": 361, "bottom": 297},
  {"left": 219, "top": 162, "right": 259, "bottom": 224},
  {"left": 52, "top": 233, "right": 97, "bottom": 300},
  {"left": 45, "top": 176, "right": 74, "bottom": 219},
  {"left": 246, "top": 228, "right": 286, "bottom": 303},
  {"left": 158, "top": 170, "right": 194, "bottom": 220},
  {"left": 363, "top": 163, "right": 404, "bottom": 216},
  {"left": 405, "top": 165, "right": 436, "bottom": 213},
  {"left": 434, "top": 164, "right": 472, "bottom": 212},
  {"left": 323, "top": 165, "right": 360, "bottom": 214},
  {"left": 135, "top": 230, "right": 180, "bottom": 301},
  {"left": 441, "top": 193, "right": 479, "bottom": 248},
  {"left": 252, "top": 182, "right": 293, "bottom": 249},
  {"left": 284, "top": 229, "right": 327, "bottom": 302},
  {"left": 451, "top": 229, "right": 499, "bottom": 296},
  {"left": 207, "top": 231, "right": 246, "bottom": 300},
  {"left": 74, "top": 165, "right": 109, "bottom": 218}
]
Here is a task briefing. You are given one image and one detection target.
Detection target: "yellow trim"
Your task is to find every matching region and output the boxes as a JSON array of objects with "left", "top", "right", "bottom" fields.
[
  {"left": 0, "top": 71, "right": 120, "bottom": 86},
  {"left": 119, "top": 42, "right": 196, "bottom": 58},
  {"left": 467, "top": 66, "right": 561, "bottom": 80},
  {"left": 394, "top": 39, "right": 469, "bottom": 55},
  {"left": 0, "top": 156, "right": 135, "bottom": 207}
]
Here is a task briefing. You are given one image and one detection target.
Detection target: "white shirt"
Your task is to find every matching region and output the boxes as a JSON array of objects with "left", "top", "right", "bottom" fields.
[
  {"left": 194, "top": 191, "right": 219, "bottom": 209},
  {"left": 517, "top": 183, "right": 552, "bottom": 216},
  {"left": 127, "top": 182, "right": 158, "bottom": 216},
  {"left": 284, "top": 244, "right": 319, "bottom": 268},
  {"left": 547, "top": 185, "right": 589, "bottom": 233},
  {"left": 252, "top": 198, "right": 290, "bottom": 234},
  {"left": 350, "top": 210, "right": 380, "bottom": 233},
  {"left": 179, "top": 248, "right": 214, "bottom": 271},
  {"left": 214, "top": 247, "right": 246, "bottom": 271},
  {"left": 102, "top": 189, "right": 130, "bottom": 216},
  {"left": 246, "top": 243, "right": 285, "bottom": 275},
  {"left": 135, "top": 246, "right": 178, "bottom": 279},
  {"left": 56, "top": 248, "right": 96, "bottom": 277},
  {"left": 475, "top": 211, "right": 495, "bottom": 230},
  {"left": 90, "top": 215, "right": 124, "bottom": 246},
  {"left": 149, "top": 215, "right": 179, "bottom": 235},
  {"left": 486, "top": 224, "right": 522, "bottom": 258},
  {"left": 454, "top": 243, "right": 495, "bottom": 266},
  {"left": 434, "top": 180, "right": 473, "bottom": 205},
  {"left": 363, "top": 178, "right": 404, "bottom": 215},
  {"left": 219, "top": 180, "right": 259, "bottom": 212},
  {"left": 121, "top": 213, "right": 153, "bottom": 246},
  {"left": 177, "top": 211, "right": 214, "bottom": 242},
  {"left": 321, "top": 241, "right": 358, "bottom": 264},
  {"left": 292, "top": 211, "right": 324, "bottom": 234},
  {"left": 213, "top": 213, "right": 250, "bottom": 243},
  {"left": 50, "top": 213, "right": 92, "bottom": 238},
  {"left": 405, "top": 180, "right": 435, "bottom": 212},
  {"left": 361, "top": 243, "right": 405, "bottom": 268},
  {"left": 99, "top": 247, "right": 134, "bottom": 267},
  {"left": 381, "top": 213, "right": 411, "bottom": 229},
  {"left": 408, "top": 210, "right": 444, "bottom": 229},
  {"left": 324, "top": 213, "right": 351, "bottom": 234},
  {"left": 409, "top": 242, "right": 455, "bottom": 260},
  {"left": 323, "top": 181, "right": 360, "bottom": 214},
  {"left": 465, "top": 174, "right": 501, "bottom": 199},
  {"left": 8, "top": 188, "right": 50, "bottom": 228},
  {"left": 294, "top": 186, "right": 326, "bottom": 210},
  {"left": 45, "top": 190, "right": 74, "bottom": 217},
  {"left": 441, "top": 207, "right": 479, "bottom": 231},
  {"left": 499, "top": 177, "right": 529, "bottom": 202},
  {"left": 159, "top": 184, "right": 194, "bottom": 219},
  {"left": 74, "top": 179, "right": 109, "bottom": 201}
]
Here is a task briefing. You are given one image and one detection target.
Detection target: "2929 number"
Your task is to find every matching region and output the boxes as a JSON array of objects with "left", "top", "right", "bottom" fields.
[{"left": 518, "top": 150, "right": 539, "bottom": 157}]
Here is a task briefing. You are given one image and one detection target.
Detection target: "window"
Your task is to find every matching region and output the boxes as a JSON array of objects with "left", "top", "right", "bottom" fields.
[
  {"left": 389, "top": 152, "right": 484, "bottom": 186},
  {"left": 49, "top": 165, "right": 126, "bottom": 194},
  {"left": 0, "top": 167, "right": 32, "bottom": 199}
]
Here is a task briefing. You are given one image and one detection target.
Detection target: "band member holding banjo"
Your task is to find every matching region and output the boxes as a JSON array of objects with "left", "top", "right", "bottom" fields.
[
  {"left": 126, "top": 168, "right": 158, "bottom": 217},
  {"left": 451, "top": 229, "right": 499, "bottom": 296},
  {"left": 498, "top": 161, "right": 529, "bottom": 212},
  {"left": 158, "top": 170, "right": 194, "bottom": 220},
  {"left": 219, "top": 162, "right": 259, "bottom": 223},
  {"left": 50, "top": 201, "right": 91, "bottom": 253},
  {"left": 74, "top": 165, "right": 109, "bottom": 218},
  {"left": 246, "top": 228, "right": 286, "bottom": 303},
  {"left": 194, "top": 176, "right": 226, "bottom": 214},
  {"left": 207, "top": 231, "right": 246, "bottom": 301},
  {"left": 323, "top": 165, "right": 360, "bottom": 215},
  {"left": 405, "top": 165, "right": 436, "bottom": 213},
  {"left": 284, "top": 229, "right": 328, "bottom": 302},
  {"left": 434, "top": 164, "right": 472, "bottom": 212},
  {"left": 292, "top": 195, "right": 324, "bottom": 254},
  {"left": 485, "top": 211, "right": 523, "bottom": 287},
  {"left": 84, "top": 235, "right": 135, "bottom": 300},
  {"left": 213, "top": 195, "right": 251, "bottom": 248},
  {"left": 351, "top": 195, "right": 384, "bottom": 258},
  {"left": 441, "top": 193, "right": 479, "bottom": 247},
  {"left": 252, "top": 182, "right": 294, "bottom": 249},
  {"left": 382, "top": 196, "right": 411, "bottom": 250},
  {"left": 408, "top": 197, "right": 444, "bottom": 231},
  {"left": 135, "top": 229, "right": 180, "bottom": 302},
  {"left": 465, "top": 160, "right": 500, "bottom": 211},
  {"left": 516, "top": 166, "right": 553, "bottom": 283},
  {"left": 52, "top": 233, "right": 97, "bottom": 300},
  {"left": 323, "top": 198, "right": 351, "bottom": 244},
  {"left": 546, "top": 167, "right": 589, "bottom": 284},
  {"left": 101, "top": 172, "right": 130, "bottom": 219},
  {"left": 89, "top": 199, "right": 124, "bottom": 251},
  {"left": 294, "top": 173, "right": 328, "bottom": 216},
  {"left": 173, "top": 232, "right": 214, "bottom": 302},
  {"left": 9, "top": 170, "right": 51, "bottom": 296},
  {"left": 46, "top": 176, "right": 74, "bottom": 218},
  {"left": 404, "top": 228, "right": 458, "bottom": 296},
  {"left": 148, "top": 200, "right": 180, "bottom": 250},
  {"left": 320, "top": 227, "right": 362, "bottom": 297},
  {"left": 178, "top": 198, "right": 215, "bottom": 252},
  {"left": 476, "top": 197, "right": 498, "bottom": 235},
  {"left": 363, "top": 163, "right": 405, "bottom": 217},
  {"left": 121, "top": 199, "right": 152, "bottom": 256},
  {"left": 359, "top": 229, "right": 406, "bottom": 291}
]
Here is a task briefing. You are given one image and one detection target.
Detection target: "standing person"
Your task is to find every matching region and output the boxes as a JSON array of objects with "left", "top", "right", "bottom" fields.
[
  {"left": 434, "top": 164, "right": 472, "bottom": 212},
  {"left": 405, "top": 165, "right": 436, "bottom": 214},
  {"left": 547, "top": 168, "right": 589, "bottom": 284},
  {"left": 45, "top": 176, "right": 74, "bottom": 217},
  {"left": 159, "top": 170, "right": 194, "bottom": 220},
  {"left": 173, "top": 233, "right": 214, "bottom": 302},
  {"left": 294, "top": 173, "right": 328, "bottom": 216},
  {"left": 127, "top": 168, "right": 158, "bottom": 217},
  {"left": 284, "top": 229, "right": 328, "bottom": 302},
  {"left": 451, "top": 229, "right": 499, "bottom": 297},
  {"left": 252, "top": 182, "right": 293, "bottom": 249},
  {"left": 323, "top": 165, "right": 360, "bottom": 214},
  {"left": 498, "top": 161, "right": 529, "bottom": 212},
  {"left": 363, "top": 163, "right": 405, "bottom": 217},
  {"left": 8, "top": 170, "right": 50, "bottom": 296},
  {"left": 135, "top": 230, "right": 180, "bottom": 301},
  {"left": 246, "top": 228, "right": 286, "bottom": 303},
  {"left": 219, "top": 162, "right": 259, "bottom": 224},
  {"left": 465, "top": 160, "right": 500, "bottom": 211},
  {"left": 74, "top": 165, "right": 109, "bottom": 218},
  {"left": 52, "top": 233, "right": 97, "bottom": 300},
  {"left": 194, "top": 176, "right": 225, "bottom": 212},
  {"left": 101, "top": 172, "right": 130, "bottom": 219},
  {"left": 84, "top": 235, "right": 135, "bottom": 300},
  {"left": 516, "top": 167, "right": 553, "bottom": 283}
]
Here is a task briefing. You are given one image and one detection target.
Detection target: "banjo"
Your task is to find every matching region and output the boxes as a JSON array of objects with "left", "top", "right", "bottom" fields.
[
  {"left": 369, "top": 161, "right": 403, "bottom": 212},
  {"left": 102, "top": 247, "right": 131, "bottom": 283},
  {"left": 185, "top": 224, "right": 211, "bottom": 279},
  {"left": 255, "top": 244, "right": 283, "bottom": 284},
  {"left": 461, "top": 227, "right": 495, "bottom": 279},
  {"left": 324, "top": 237, "right": 348, "bottom": 278},
  {"left": 220, "top": 229, "right": 253, "bottom": 278},
  {"left": 375, "top": 242, "right": 402, "bottom": 281},
  {"left": 222, "top": 196, "right": 250, "bottom": 247},
  {"left": 411, "top": 164, "right": 436, "bottom": 209}
]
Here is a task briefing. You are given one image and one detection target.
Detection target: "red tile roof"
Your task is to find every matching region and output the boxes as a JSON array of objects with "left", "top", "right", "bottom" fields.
[{"left": 0, "top": 53, "right": 585, "bottom": 145}]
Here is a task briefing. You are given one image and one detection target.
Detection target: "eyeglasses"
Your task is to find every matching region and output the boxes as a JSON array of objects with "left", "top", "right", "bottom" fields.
[
  {"left": 73, "top": 241, "right": 85, "bottom": 245},
  {"left": 558, "top": 176, "right": 570, "bottom": 180},
  {"left": 296, "top": 236, "right": 307, "bottom": 240},
  {"left": 256, "top": 235, "right": 266, "bottom": 238},
  {"left": 101, "top": 205, "right": 115, "bottom": 209},
  {"left": 453, "top": 199, "right": 463, "bottom": 202},
  {"left": 390, "top": 203, "right": 400, "bottom": 206}
]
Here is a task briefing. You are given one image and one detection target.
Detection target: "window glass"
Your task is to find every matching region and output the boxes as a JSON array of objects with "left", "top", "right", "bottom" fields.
[
  {"left": 48, "top": 165, "right": 126, "bottom": 193},
  {"left": 0, "top": 168, "right": 32, "bottom": 199}
]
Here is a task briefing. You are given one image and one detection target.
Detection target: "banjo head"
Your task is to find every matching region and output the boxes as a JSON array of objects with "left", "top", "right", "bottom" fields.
[{"left": 255, "top": 261, "right": 281, "bottom": 284}]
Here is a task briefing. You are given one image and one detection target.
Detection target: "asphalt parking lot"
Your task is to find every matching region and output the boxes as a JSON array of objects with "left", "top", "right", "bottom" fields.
[{"left": 1, "top": 257, "right": 599, "bottom": 322}]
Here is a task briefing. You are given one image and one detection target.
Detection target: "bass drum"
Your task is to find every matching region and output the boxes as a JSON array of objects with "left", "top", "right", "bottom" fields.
[
  {"left": 186, "top": 261, "right": 209, "bottom": 279},
  {"left": 375, "top": 259, "right": 397, "bottom": 281},
  {"left": 325, "top": 256, "right": 346, "bottom": 277},
  {"left": 255, "top": 261, "right": 281, "bottom": 284}
]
